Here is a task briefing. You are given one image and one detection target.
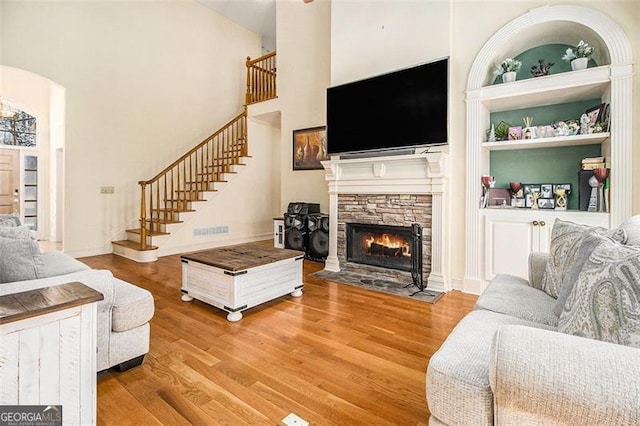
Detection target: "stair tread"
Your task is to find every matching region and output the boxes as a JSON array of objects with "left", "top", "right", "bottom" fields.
[
  {"left": 165, "top": 199, "right": 207, "bottom": 203},
  {"left": 112, "top": 240, "right": 158, "bottom": 251},
  {"left": 175, "top": 189, "right": 218, "bottom": 193},
  {"left": 126, "top": 228, "right": 170, "bottom": 236}
]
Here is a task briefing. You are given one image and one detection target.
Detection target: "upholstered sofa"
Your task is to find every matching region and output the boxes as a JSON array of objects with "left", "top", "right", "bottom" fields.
[
  {"left": 427, "top": 216, "right": 640, "bottom": 425},
  {"left": 0, "top": 216, "right": 154, "bottom": 372}
]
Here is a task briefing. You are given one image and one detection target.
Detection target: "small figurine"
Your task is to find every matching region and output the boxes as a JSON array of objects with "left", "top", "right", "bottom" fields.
[
  {"left": 488, "top": 123, "right": 496, "bottom": 142},
  {"left": 531, "top": 192, "right": 540, "bottom": 210},
  {"left": 531, "top": 59, "right": 555, "bottom": 77},
  {"left": 580, "top": 113, "right": 590, "bottom": 134}
]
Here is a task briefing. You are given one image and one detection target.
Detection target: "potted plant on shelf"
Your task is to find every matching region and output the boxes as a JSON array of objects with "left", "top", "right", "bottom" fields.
[
  {"left": 494, "top": 58, "right": 522, "bottom": 83},
  {"left": 562, "top": 40, "right": 595, "bottom": 71}
]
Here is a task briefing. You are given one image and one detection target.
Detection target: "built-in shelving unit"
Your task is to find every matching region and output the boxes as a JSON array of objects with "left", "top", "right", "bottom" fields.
[{"left": 463, "top": 4, "right": 633, "bottom": 294}]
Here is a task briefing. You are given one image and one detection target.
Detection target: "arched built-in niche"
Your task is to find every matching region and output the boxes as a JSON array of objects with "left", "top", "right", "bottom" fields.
[{"left": 463, "top": 4, "right": 633, "bottom": 292}]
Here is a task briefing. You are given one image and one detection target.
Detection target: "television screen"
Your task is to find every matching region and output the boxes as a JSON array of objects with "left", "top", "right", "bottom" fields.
[{"left": 326, "top": 58, "right": 448, "bottom": 155}]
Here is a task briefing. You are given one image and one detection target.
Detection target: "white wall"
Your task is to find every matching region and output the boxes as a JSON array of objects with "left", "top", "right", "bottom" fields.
[
  {"left": 276, "top": 0, "right": 332, "bottom": 214},
  {"left": 330, "top": 0, "right": 451, "bottom": 86},
  {"left": 329, "top": 0, "right": 638, "bottom": 286},
  {"left": 2, "top": 1, "right": 263, "bottom": 256}
]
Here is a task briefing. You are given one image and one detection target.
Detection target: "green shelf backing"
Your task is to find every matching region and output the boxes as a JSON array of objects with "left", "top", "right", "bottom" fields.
[{"left": 490, "top": 145, "right": 602, "bottom": 210}]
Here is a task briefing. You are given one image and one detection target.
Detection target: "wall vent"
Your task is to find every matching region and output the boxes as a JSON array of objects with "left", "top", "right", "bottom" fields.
[{"left": 193, "top": 226, "right": 229, "bottom": 237}]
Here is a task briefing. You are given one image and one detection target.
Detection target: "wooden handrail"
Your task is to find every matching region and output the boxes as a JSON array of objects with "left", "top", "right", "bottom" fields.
[
  {"left": 140, "top": 109, "right": 247, "bottom": 186},
  {"left": 246, "top": 51, "right": 277, "bottom": 105},
  {"left": 246, "top": 50, "right": 276, "bottom": 67}
]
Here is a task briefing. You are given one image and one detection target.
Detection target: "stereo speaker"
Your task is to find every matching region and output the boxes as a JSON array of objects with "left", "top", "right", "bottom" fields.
[
  {"left": 284, "top": 212, "right": 307, "bottom": 252},
  {"left": 306, "top": 213, "right": 329, "bottom": 262}
]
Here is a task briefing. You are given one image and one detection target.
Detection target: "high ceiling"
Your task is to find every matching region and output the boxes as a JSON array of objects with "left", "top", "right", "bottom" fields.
[{"left": 198, "top": 0, "right": 276, "bottom": 52}]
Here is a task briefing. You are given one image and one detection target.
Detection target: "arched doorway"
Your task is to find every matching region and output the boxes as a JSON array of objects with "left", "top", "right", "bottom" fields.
[{"left": 1, "top": 67, "right": 66, "bottom": 250}]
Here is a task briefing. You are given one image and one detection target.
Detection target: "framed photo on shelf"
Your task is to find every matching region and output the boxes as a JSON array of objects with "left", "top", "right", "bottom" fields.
[
  {"left": 552, "top": 183, "right": 572, "bottom": 194},
  {"left": 292, "top": 126, "right": 328, "bottom": 170},
  {"left": 538, "top": 198, "right": 555, "bottom": 209},
  {"left": 508, "top": 126, "right": 523, "bottom": 140},
  {"left": 600, "top": 103, "right": 611, "bottom": 131},
  {"left": 486, "top": 188, "right": 511, "bottom": 207},
  {"left": 512, "top": 197, "right": 526, "bottom": 208},
  {"left": 540, "top": 184, "right": 553, "bottom": 199},
  {"left": 585, "top": 103, "right": 606, "bottom": 125}
]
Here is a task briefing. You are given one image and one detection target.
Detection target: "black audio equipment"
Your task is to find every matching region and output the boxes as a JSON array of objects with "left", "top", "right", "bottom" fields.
[
  {"left": 284, "top": 212, "right": 307, "bottom": 251},
  {"left": 306, "top": 213, "right": 329, "bottom": 262},
  {"left": 287, "top": 202, "right": 320, "bottom": 216},
  {"left": 284, "top": 203, "right": 321, "bottom": 252}
]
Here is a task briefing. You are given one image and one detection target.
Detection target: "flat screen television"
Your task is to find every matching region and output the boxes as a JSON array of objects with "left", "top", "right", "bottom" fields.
[{"left": 326, "top": 57, "right": 448, "bottom": 155}]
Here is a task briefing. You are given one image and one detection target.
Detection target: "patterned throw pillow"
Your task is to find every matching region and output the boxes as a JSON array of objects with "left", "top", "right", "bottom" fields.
[
  {"left": 558, "top": 235, "right": 640, "bottom": 348},
  {"left": 541, "top": 219, "right": 626, "bottom": 299}
]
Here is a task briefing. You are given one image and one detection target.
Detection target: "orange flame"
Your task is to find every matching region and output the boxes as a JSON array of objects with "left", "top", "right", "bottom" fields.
[{"left": 364, "top": 234, "right": 411, "bottom": 257}]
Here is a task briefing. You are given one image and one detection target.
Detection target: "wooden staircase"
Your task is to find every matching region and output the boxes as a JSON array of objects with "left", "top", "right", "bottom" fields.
[
  {"left": 111, "top": 110, "right": 249, "bottom": 262},
  {"left": 113, "top": 51, "right": 277, "bottom": 262}
]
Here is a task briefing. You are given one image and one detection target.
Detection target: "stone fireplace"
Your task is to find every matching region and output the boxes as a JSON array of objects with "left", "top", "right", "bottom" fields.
[
  {"left": 322, "top": 152, "right": 449, "bottom": 292},
  {"left": 337, "top": 194, "right": 431, "bottom": 285}
]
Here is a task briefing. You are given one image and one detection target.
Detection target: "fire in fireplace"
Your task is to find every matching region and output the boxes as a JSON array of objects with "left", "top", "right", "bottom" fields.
[{"left": 346, "top": 223, "right": 413, "bottom": 272}]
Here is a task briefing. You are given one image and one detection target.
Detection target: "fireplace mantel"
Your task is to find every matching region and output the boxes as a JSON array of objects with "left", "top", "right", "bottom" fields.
[{"left": 322, "top": 151, "right": 450, "bottom": 292}]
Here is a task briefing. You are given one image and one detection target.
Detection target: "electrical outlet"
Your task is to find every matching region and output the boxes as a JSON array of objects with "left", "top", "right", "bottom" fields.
[
  {"left": 282, "top": 413, "right": 308, "bottom": 426},
  {"left": 100, "top": 186, "right": 115, "bottom": 194}
]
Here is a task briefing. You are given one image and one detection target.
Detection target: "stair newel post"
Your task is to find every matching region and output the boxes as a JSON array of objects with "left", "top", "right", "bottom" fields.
[
  {"left": 245, "top": 56, "right": 252, "bottom": 105},
  {"left": 139, "top": 181, "right": 148, "bottom": 250},
  {"left": 242, "top": 108, "right": 248, "bottom": 157}
]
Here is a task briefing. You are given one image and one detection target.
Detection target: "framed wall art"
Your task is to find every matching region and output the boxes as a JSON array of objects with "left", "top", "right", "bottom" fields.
[
  {"left": 585, "top": 103, "right": 606, "bottom": 125},
  {"left": 293, "top": 126, "right": 328, "bottom": 170}
]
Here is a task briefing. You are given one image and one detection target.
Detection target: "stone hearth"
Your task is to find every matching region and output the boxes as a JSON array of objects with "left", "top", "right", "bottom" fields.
[{"left": 322, "top": 152, "right": 449, "bottom": 292}]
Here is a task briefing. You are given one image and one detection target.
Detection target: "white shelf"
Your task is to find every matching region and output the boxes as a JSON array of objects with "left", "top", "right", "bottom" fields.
[
  {"left": 467, "top": 66, "right": 611, "bottom": 112},
  {"left": 482, "top": 132, "right": 610, "bottom": 151}
]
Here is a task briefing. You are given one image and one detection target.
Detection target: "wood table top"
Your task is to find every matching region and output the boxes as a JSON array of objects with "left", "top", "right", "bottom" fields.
[
  {"left": 180, "top": 242, "right": 305, "bottom": 272},
  {"left": 0, "top": 281, "right": 104, "bottom": 325}
]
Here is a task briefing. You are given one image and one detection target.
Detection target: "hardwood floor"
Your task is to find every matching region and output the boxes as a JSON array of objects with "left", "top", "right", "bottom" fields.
[{"left": 81, "top": 245, "right": 477, "bottom": 425}]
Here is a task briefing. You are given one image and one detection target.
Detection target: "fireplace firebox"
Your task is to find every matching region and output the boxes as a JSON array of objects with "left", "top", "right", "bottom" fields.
[
  {"left": 346, "top": 223, "right": 414, "bottom": 271},
  {"left": 346, "top": 222, "right": 426, "bottom": 294}
]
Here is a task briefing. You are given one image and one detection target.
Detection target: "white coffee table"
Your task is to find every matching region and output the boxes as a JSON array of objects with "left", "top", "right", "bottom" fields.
[{"left": 180, "top": 242, "right": 305, "bottom": 321}]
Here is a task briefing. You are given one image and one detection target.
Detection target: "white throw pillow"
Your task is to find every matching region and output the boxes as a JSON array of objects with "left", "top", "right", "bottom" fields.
[{"left": 0, "top": 235, "right": 45, "bottom": 283}]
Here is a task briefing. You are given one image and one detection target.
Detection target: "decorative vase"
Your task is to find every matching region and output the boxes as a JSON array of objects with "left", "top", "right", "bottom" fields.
[
  {"left": 502, "top": 71, "right": 516, "bottom": 83},
  {"left": 571, "top": 57, "right": 589, "bottom": 71}
]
